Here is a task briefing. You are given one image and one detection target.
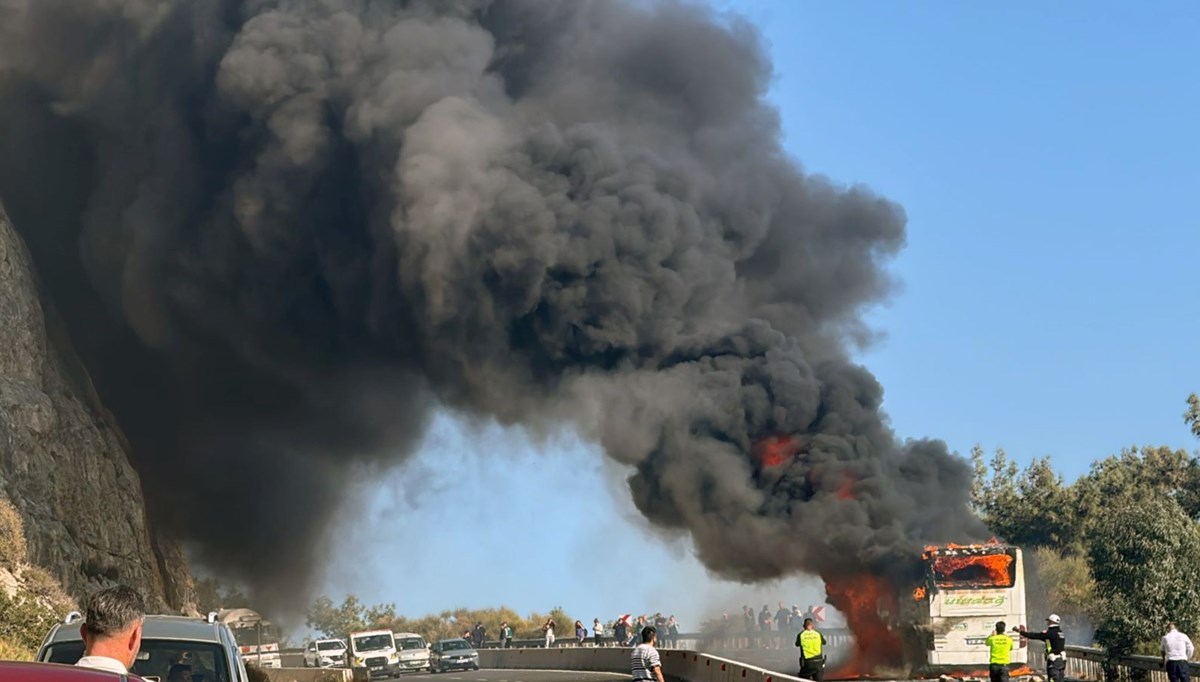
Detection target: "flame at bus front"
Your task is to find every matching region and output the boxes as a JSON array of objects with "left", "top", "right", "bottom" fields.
[{"left": 824, "top": 574, "right": 905, "bottom": 678}]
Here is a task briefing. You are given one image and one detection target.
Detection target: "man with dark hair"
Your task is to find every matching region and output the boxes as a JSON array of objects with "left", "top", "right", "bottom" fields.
[
  {"left": 795, "top": 618, "right": 826, "bottom": 682},
  {"left": 1161, "top": 622, "right": 1194, "bottom": 682},
  {"left": 631, "top": 626, "right": 664, "bottom": 682},
  {"left": 76, "top": 585, "right": 146, "bottom": 674},
  {"left": 986, "top": 621, "right": 1015, "bottom": 682},
  {"left": 167, "top": 663, "right": 194, "bottom": 682}
]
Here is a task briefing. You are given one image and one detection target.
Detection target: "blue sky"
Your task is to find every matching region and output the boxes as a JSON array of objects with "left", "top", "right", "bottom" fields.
[{"left": 319, "top": 2, "right": 1199, "bottom": 631}]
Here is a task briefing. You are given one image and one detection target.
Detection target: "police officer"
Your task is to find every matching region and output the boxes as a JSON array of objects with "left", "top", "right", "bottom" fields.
[
  {"left": 1017, "top": 614, "right": 1066, "bottom": 682},
  {"left": 795, "top": 618, "right": 826, "bottom": 682},
  {"left": 986, "top": 621, "right": 1015, "bottom": 682}
]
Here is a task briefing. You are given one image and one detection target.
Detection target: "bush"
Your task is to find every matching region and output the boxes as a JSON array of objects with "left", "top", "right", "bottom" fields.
[
  {"left": 0, "top": 637, "right": 34, "bottom": 661},
  {"left": 0, "top": 499, "right": 27, "bottom": 569},
  {"left": 19, "top": 566, "right": 73, "bottom": 611},
  {"left": 0, "top": 589, "right": 65, "bottom": 654}
]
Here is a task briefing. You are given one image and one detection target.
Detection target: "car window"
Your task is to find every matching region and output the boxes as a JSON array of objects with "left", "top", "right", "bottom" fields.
[
  {"left": 397, "top": 638, "right": 425, "bottom": 650},
  {"left": 317, "top": 641, "right": 344, "bottom": 651},
  {"left": 352, "top": 634, "right": 393, "bottom": 652},
  {"left": 44, "top": 639, "right": 231, "bottom": 682}
]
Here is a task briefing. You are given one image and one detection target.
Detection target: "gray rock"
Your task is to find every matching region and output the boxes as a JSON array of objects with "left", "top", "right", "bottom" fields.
[{"left": 0, "top": 201, "right": 194, "bottom": 613}]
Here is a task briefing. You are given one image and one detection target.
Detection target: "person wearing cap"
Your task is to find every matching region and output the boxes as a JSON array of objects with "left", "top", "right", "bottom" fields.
[
  {"left": 1016, "top": 614, "right": 1066, "bottom": 682},
  {"left": 985, "top": 621, "right": 1015, "bottom": 682},
  {"left": 1161, "top": 622, "right": 1195, "bottom": 682}
]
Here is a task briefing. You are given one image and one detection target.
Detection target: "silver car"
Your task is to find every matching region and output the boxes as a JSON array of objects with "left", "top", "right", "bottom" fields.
[{"left": 38, "top": 612, "right": 249, "bottom": 682}]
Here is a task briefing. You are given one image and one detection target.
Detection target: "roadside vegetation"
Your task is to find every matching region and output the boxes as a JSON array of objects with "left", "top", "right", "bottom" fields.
[
  {"left": 305, "top": 595, "right": 577, "bottom": 643},
  {"left": 971, "top": 393, "right": 1200, "bottom": 655},
  {"left": 0, "top": 498, "right": 75, "bottom": 659}
]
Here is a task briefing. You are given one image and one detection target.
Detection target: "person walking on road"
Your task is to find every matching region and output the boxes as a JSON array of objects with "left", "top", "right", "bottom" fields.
[
  {"left": 75, "top": 585, "right": 146, "bottom": 675},
  {"left": 1162, "top": 622, "right": 1195, "bottom": 682},
  {"left": 986, "top": 621, "right": 1015, "bottom": 682},
  {"left": 795, "top": 618, "right": 826, "bottom": 682},
  {"left": 1016, "top": 614, "right": 1066, "bottom": 682},
  {"left": 543, "top": 618, "right": 556, "bottom": 648},
  {"left": 631, "top": 626, "right": 665, "bottom": 682}
]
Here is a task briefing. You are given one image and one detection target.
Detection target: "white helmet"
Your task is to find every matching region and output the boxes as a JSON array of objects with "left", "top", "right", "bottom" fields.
[{"left": 1047, "top": 614, "right": 1061, "bottom": 625}]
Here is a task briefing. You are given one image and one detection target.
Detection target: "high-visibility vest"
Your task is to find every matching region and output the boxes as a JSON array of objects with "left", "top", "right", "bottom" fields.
[
  {"left": 800, "top": 629, "right": 823, "bottom": 659},
  {"left": 986, "top": 633, "right": 1013, "bottom": 665}
]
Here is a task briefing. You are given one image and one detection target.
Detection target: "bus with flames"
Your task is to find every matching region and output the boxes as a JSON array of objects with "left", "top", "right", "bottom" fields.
[
  {"left": 219, "top": 608, "right": 282, "bottom": 669},
  {"left": 914, "top": 543, "right": 1028, "bottom": 673}
]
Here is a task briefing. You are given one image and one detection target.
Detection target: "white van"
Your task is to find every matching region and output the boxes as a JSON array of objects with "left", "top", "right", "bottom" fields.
[{"left": 348, "top": 630, "right": 400, "bottom": 678}]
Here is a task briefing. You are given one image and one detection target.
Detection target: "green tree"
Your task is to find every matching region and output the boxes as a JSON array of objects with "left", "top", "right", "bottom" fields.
[
  {"left": 971, "top": 447, "right": 1078, "bottom": 548},
  {"left": 1187, "top": 394, "right": 1200, "bottom": 440},
  {"left": 1087, "top": 496, "right": 1200, "bottom": 655},
  {"left": 1027, "top": 547, "right": 1096, "bottom": 625},
  {"left": 1075, "top": 446, "right": 1200, "bottom": 522},
  {"left": 306, "top": 595, "right": 368, "bottom": 638}
]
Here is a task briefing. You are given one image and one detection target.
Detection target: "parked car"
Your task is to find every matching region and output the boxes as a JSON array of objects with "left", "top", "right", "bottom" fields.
[
  {"left": 393, "top": 633, "right": 429, "bottom": 673},
  {"left": 429, "top": 639, "right": 479, "bottom": 673},
  {"left": 303, "top": 639, "right": 348, "bottom": 668},
  {"left": 37, "top": 611, "right": 250, "bottom": 682},
  {"left": 0, "top": 661, "right": 145, "bottom": 681}
]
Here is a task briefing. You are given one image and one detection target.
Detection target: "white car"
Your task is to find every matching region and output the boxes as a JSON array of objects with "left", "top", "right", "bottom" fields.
[
  {"left": 304, "top": 638, "right": 348, "bottom": 668},
  {"left": 394, "top": 633, "right": 430, "bottom": 673}
]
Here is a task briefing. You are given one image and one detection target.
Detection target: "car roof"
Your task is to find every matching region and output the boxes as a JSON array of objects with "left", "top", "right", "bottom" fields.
[
  {"left": 436, "top": 638, "right": 471, "bottom": 644},
  {"left": 393, "top": 633, "right": 424, "bottom": 638},
  {"left": 350, "top": 630, "right": 393, "bottom": 637},
  {"left": 0, "top": 661, "right": 144, "bottom": 680},
  {"left": 315, "top": 639, "right": 345, "bottom": 645},
  {"left": 47, "top": 615, "right": 225, "bottom": 644}
]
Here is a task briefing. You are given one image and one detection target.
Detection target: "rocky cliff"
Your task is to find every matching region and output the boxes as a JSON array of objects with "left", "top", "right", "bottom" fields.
[{"left": 0, "top": 201, "right": 194, "bottom": 612}]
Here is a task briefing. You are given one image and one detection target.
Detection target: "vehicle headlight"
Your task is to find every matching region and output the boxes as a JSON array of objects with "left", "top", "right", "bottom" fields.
[{"left": 355, "top": 656, "right": 365, "bottom": 666}]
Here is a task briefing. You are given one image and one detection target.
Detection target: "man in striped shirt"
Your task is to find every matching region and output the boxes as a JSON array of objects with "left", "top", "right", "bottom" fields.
[{"left": 632, "top": 626, "right": 665, "bottom": 682}]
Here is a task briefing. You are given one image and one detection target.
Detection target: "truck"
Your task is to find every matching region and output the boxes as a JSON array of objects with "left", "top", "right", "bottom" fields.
[
  {"left": 347, "top": 629, "right": 401, "bottom": 678},
  {"left": 218, "top": 608, "right": 282, "bottom": 669}
]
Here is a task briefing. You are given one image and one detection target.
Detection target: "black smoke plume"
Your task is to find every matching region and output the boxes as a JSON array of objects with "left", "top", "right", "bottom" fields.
[{"left": 0, "top": 0, "right": 984, "bottom": 604}]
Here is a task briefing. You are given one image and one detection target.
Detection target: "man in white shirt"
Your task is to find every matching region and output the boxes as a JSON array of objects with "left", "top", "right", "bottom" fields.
[
  {"left": 1162, "top": 622, "right": 1195, "bottom": 682},
  {"left": 76, "top": 585, "right": 146, "bottom": 675}
]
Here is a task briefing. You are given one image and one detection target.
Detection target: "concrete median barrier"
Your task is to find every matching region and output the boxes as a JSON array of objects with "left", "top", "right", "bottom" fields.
[
  {"left": 478, "top": 647, "right": 812, "bottom": 682},
  {"left": 263, "top": 668, "right": 370, "bottom": 682}
]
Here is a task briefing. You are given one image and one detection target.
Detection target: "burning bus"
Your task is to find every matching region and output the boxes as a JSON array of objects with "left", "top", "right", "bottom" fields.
[{"left": 915, "top": 543, "right": 1028, "bottom": 674}]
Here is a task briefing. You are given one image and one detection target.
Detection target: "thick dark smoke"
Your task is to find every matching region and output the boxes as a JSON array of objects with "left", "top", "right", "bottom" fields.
[{"left": 0, "top": 0, "right": 984, "bottom": 603}]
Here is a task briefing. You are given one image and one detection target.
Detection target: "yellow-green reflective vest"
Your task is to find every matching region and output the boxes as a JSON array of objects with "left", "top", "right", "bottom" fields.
[
  {"left": 986, "top": 633, "right": 1013, "bottom": 665},
  {"left": 800, "top": 629, "right": 823, "bottom": 659}
]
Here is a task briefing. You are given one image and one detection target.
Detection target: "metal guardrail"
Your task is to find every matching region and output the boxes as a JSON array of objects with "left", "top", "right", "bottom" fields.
[
  {"left": 1027, "top": 645, "right": 1200, "bottom": 682},
  {"left": 480, "top": 629, "right": 853, "bottom": 651}
]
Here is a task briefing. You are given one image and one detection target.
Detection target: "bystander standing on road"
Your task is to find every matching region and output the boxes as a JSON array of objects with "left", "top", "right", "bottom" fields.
[
  {"left": 791, "top": 606, "right": 803, "bottom": 633},
  {"left": 1162, "top": 622, "right": 1195, "bottom": 682},
  {"left": 615, "top": 617, "right": 629, "bottom": 647},
  {"left": 543, "top": 618, "right": 556, "bottom": 648},
  {"left": 743, "top": 605, "right": 755, "bottom": 641},
  {"left": 594, "top": 619, "right": 604, "bottom": 646},
  {"left": 667, "top": 616, "right": 679, "bottom": 648},
  {"left": 473, "top": 622, "right": 486, "bottom": 648},
  {"left": 776, "top": 603, "right": 791, "bottom": 634},
  {"left": 575, "top": 620, "right": 587, "bottom": 644},
  {"left": 985, "top": 621, "right": 1015, "bottom": 682},
  {"left": 502, "top": 622, "right": 514, "bottom": 648},
  {"left": 631, "top": 627, "right": 665, "bottom": 682},
  {"left": 75, "top": 585, "right": 146, "bottom": 675}
]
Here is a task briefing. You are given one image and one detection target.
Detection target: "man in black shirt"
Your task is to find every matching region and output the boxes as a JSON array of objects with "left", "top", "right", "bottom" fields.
[{"left": 1017, "top": 614, "right": 1066, "bottom": 682}]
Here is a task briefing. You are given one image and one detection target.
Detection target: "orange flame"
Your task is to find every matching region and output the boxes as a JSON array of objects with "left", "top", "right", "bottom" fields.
[
  {"left": 824, "top": 574, "right": 904, "bottom": 678},
  {"left": 931, "top": 553, "right": 1013, "bottom": 588},
  {"left": 912, "top": 586, "right": 927, "bottom": 601},
  {"left": 752, "top": 434, "right": 803, "bottom": 468}
]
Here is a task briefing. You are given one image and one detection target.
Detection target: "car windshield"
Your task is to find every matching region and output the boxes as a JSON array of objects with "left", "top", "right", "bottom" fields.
[
  {"left": 398, "top": 637, "right": 425, "bottom": 650},
  {"left": 231, "top": 625, "right": 280, "bottom": 647},
  {"left": 44, "top": 639, "right": 230, "bottom": 682},
  {"left": 354, "top": 634, "right": 393, "bottom": 652},
  {"left": 318, "top": 641, "right": 345, "bottom": 651},
  {"left": 441, "top": 640, "right": 471, "bottom": 651}
]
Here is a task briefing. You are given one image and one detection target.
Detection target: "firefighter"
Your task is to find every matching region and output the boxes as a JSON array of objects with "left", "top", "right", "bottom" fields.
[
  {"left": 986, "top": 621, "right": 1015, "bottom": 682},
  {"left": 1016, "top": 614, "right": 1066, "bottom": 682},
  {"left": 795, "top": 618, "right": 826, "bottom": 682}
]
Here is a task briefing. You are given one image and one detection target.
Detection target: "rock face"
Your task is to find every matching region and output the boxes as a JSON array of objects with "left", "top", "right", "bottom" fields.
[{"left": 0, "top": 202, "right": 194, "bottom": 612}]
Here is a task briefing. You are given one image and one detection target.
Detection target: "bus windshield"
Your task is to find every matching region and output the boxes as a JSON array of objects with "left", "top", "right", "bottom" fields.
[
  {"left": 930, "top": 548, "right": 1016, "bottom": 589},
  {"left": 231, "top": 626, "right": 280, "bottom": 647}
]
